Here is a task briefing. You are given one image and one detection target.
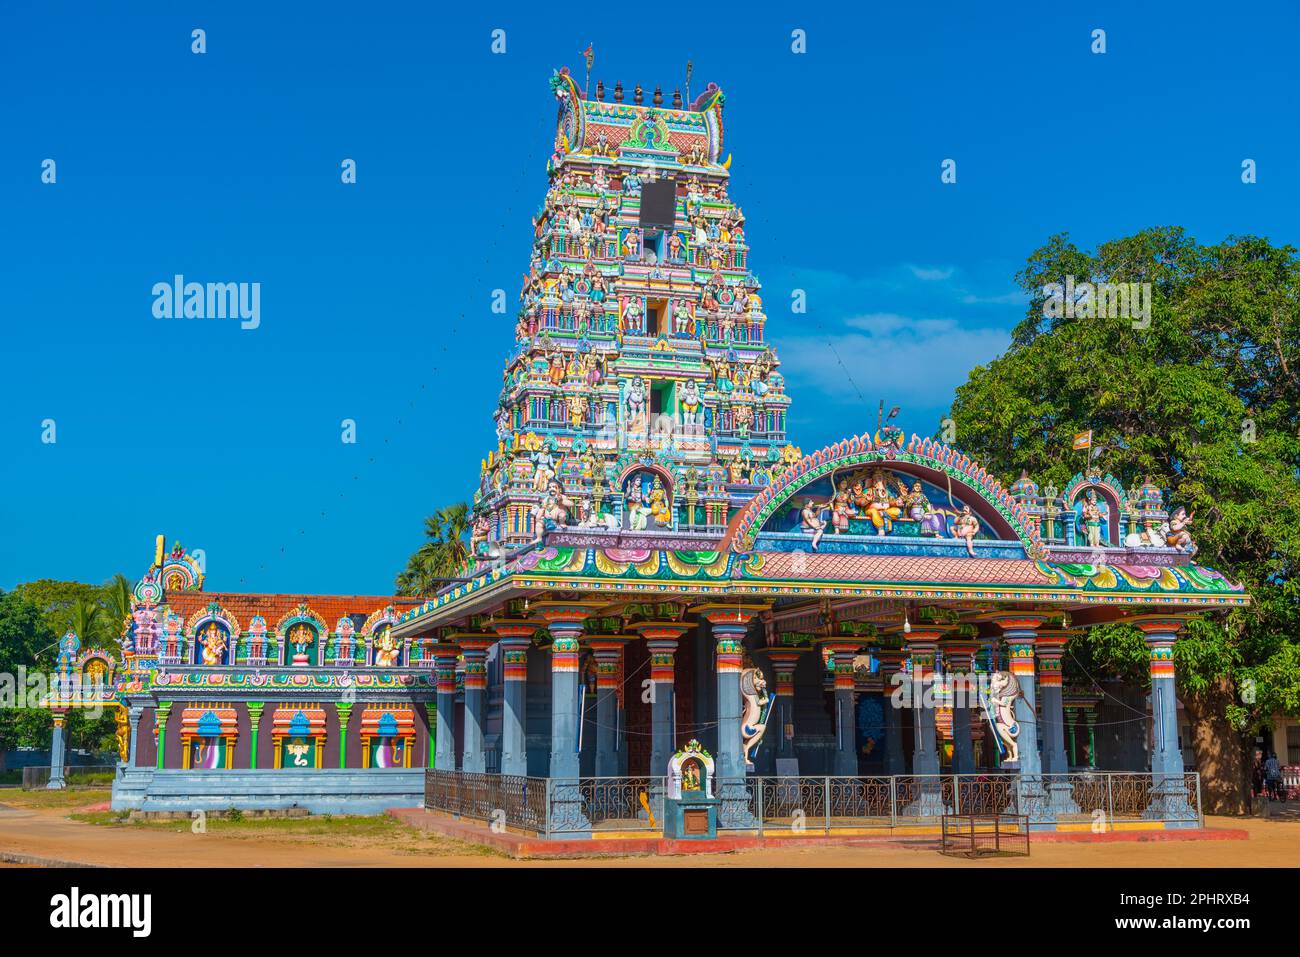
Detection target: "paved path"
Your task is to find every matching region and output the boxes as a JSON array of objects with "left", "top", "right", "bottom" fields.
[{"left": 1, "top": 799, "right": 1296, "bottom": 867}]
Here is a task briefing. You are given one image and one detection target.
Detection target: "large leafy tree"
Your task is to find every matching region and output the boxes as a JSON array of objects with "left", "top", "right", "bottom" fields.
[
  {"left": 395, "top": 503, "right": 473, "bottom": 597},
  {"left": 947, "top": 227, "right": 1300, "bottom": 814}
]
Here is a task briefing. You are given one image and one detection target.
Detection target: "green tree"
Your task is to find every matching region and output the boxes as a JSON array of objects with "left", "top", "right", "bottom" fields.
[
  {"left": 947, "top": 227, "right": 1300, "bottom": 814},
  {"left": 395, "top": 503, "right": 473, "bottom": 596},
  {"left": 0, "top": 589, "right": 60, "bottom": 758}
]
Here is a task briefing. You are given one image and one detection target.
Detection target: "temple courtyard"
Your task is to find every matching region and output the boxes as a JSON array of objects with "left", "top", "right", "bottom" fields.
[{"left": 1, "top": 790, "right": 1294, "bottom": 868}]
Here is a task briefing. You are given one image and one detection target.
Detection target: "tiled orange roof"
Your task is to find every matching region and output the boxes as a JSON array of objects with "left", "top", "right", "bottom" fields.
[
  {"left": 756, "top": 553, "right": 1053, "bottom": 586},
  {"left": 163, "top": 592, "right": 416, "bottom": 629}
]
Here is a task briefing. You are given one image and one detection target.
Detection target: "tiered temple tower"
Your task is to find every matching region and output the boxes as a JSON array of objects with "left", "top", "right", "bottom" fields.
[{"left": 473, "top": 68, "right": 795, "bottom": 549}]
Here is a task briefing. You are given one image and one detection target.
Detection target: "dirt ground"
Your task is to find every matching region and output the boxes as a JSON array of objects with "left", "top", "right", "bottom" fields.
[{"left": 0, "top": 790, "right": 1296, "bottom": 867}]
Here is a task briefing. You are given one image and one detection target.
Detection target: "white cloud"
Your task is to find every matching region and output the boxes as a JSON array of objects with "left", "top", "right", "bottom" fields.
[{"left": 908, "top": 264, "right": 955, "bottom": 281}]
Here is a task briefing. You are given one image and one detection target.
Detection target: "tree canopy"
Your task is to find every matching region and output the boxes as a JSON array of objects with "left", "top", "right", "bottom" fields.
[
  {"left": 947, "top": 227, "right": 1300, "bottom": 812},
  {"left": 395, "top": 502, "right": 473, "bottom": 597}
]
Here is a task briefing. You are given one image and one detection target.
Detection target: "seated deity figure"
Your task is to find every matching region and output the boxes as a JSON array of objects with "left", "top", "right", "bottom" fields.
[
  {"left": 831, "top": 482, "right": 853, "bottom": 534},
  {"left": 801, "top": 498, "right": 828, "bottom": 550},
  {"left": 199, "top": 623, "right": 227, "bottom": 666},
  {"left": 1081, "top": 490, "right": 1104, "bottom": 549},
  {"left": 622, "top": 171, "right": 642, "bottom": 195},
  {"left": 865, "top": 474, "right": 904, "bottom": 535},
  {"left": 904, "top": 481, "right": 947, "bottom": 536},
  {"left": 648, "top": 478, "right": 672, "bottom": 527},
  {"left": 951, "top": 505, "right": 981, "bottom": 556},
  {"left": 680, "top": 380, "right": 703, "bottom": 430},
  {"left": 373, "top": 629, "right": 400, "bottom": 667}
]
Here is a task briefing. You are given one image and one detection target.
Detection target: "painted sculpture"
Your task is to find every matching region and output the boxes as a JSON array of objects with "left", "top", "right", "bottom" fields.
[
  {"left": 740, "top": 665, "right": 772, "bottom": 768},
  {"left": 986, "top": 671, "right": 1022, "bottom": 765}
]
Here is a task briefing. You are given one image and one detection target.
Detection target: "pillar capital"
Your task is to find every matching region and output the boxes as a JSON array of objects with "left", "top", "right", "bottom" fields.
[
  {"left": 631, "top": 620, "right": 692, "bottom": 642},
  {"left": 530, "top": 600, "right": 603, "bottom": 630},
  {"left": 489, "top": 618, "right": 539, "bottom": 643},
  {"left": 691, "top": 602, "right": 770, "bottom": 628},
  {"left": 985, "top": 612, "right": 1053, "bottom": 638},
  {"left": 1127, "top": 615, "right": 1191, "bottom": 644}
]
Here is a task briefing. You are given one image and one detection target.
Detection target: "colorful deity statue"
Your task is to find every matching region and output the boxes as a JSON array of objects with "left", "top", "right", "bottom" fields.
[
  {"left": 986, "top": 671, "right": 1022, "bottom": 764},
  {"left": 865, "top": 473, "right": 904, "bottom": 535},
  {"left": 374, "top": 628, "right": 400, "bottom": 668},
  {"left": 673, "top": 299, "right": 693, "bottom": 336},
  {"left": 952, "top": 505, "right": 981, "bottom": 556},
  {"left": 739, "top": 665, "right": 772, "bottom": 768},
  {"left": 648, "top": 478, "right": 672, "bottom": 526},
  {"left": 626, "top": 479, "right": 650, "bottom": 531},
  {"left": 199, "top": 622, "right": 227, "bottom": 666},
  {"left": 680, "top": 379, "right": 702, "bottom": 430},
  {"left": 831, "top": 481, "right": 853, "bottom": 534},
  {"left": 531, "top": 442, "right": 558, "bottom": 491},
  {"left": 626, "top": 377, "right": 646, "bottom": 429},
  {"left": 1165, "top": 506, "right": 1196, "bottom": 554},
  {"left": 801, "top": 498, "right": 828, "bottom": 550},
  {"left": 1081, "top": 489, "right": 1104, "bottom": 549},
  {"left": 904, "top": 481, "right": 948, "bottom": 537}
]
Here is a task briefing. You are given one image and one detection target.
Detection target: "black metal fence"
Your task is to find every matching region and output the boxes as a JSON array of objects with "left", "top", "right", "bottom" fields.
[{"left": 940, "top": 813, "right": 1031, "bottom": 857}]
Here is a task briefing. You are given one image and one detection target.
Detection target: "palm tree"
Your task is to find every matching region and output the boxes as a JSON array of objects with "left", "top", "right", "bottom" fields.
[
  {"left": 101, "top": 573, "right": 133, "bottom": 650},
  {"left": 395, "top": 503, "right": 472, "bottom": 597},
  {"left": 56, "top": 597, "right": 106, "bottom": 646}
]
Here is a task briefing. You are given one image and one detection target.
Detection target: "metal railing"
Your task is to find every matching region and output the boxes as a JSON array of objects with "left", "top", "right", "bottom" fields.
[
  {"left": 940, "top": 814, "right": 1031, "bottom": 857},
  {"left": 425, "top": 769, "right": 1203, "bottom": 837}
]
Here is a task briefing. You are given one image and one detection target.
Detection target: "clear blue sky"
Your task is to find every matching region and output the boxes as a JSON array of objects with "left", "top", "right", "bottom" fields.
[{"left": 2, "top": 1, "right": 1296, "bottom": 593}]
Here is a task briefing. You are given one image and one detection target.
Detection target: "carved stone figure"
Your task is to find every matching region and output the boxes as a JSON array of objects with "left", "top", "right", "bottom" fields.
[
  {"left": 626, "top": 377, "right": 646, "bottom": 430},
  {"left": 986, "top": 670, "right": 1022, "bottom": 764},
  {"left": 951, "top": 505, "right": 981, "bottom": 556},
  {"left": 1165, "top": 506, "right": 1197, "bottom": 555},
  {"left": 1081, "top": 489, "right": 1104, "bottom": 549},
  {"left": 680, "top": 379, "right": 702, "bottom": 430},
  {"left": 800, "top": 498, "right": 828, "bottom": 550}
]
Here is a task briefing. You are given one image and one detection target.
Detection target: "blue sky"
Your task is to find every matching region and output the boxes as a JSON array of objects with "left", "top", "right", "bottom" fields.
[{"left": 2, "top": 1, "right": 1296, "bottom": 593}]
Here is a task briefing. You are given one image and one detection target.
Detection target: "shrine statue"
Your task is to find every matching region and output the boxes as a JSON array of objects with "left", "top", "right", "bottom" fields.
[
  {"left": 626, "top": 481, "right": 650, "bottom": 531},
  {"left": 673, "top": 300, "right": 693, "bottom": 336},
  {"left": 531, "top": 445, "right": 557, "bottom": 491},
  {"left": 951, "top": 505, "right": 981, "bottom": 556},
  {"left": 831, "top": 482, "right": 853, "bottom": 534},
  {"left": 739, "top": 666, "right": 772, "bottom": 768},
  {"left": 648, "top": 478, "right": 672, "bottom": 526},
  {"left": 1165, "top": 506, "right": 1197, "bottom": 555},
  {"left": 374, "top": 629, "right": 400, "bottom": 667},
  {"left": 904, "top": 481, "right": 948, "bottom": 537},
  {"left": 622, "top": 171, "right": 642, "bottom": 195},
  {"left": 1081, "top": 490, "right": 1104, "bottom": 549},
  {"left": 985, "top": 671, "right": 1022, "bottom": 764},
  {"left": 114, "top": 708, "right": 130, "bottom": 763},
  {"left": 626, "top": 377, "right": 647, "bottom": 428},
  {"left": 801, "top": 498, "right": 828, "bottom": 550},
  {"left": 200, "top": 623, "right": 227, "bottom": 666}
]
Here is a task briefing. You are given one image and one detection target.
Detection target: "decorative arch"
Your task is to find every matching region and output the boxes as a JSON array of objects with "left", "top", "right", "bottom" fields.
[{"left": 727, "top": 432, "right": 1046, "bottom": 557}]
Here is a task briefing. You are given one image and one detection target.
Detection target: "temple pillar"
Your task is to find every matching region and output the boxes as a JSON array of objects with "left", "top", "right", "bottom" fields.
[
  {"left": 430, "top": 640, "right": 461, "bottom": 771},
  {"left": 453, "top": 634, "right": 495, "bottom": 773},
  {"left": 819, "top": 638, "right": 863, "bottom": 776},
  {"left": 634, "top": 622, "right": 692, "bottom": 777},
  {"left": 989, "top": 615, "right": 1054, "bottom": 825},
  {"left": 586, "top": 636, "right": 631, "bottom": 777},
  {"left": 127, "top": 705, "right": 143, "bottom": 767},
  {"left": 1065, "top": 706, "right": 1079, "bottom": 768},
  {"left": 763, "top": 648, "right": 807, "bottom": 767},
  {"left": 940, "top": 637, "right": 979, "bottom": 775},
  {"left": 534, "top": 601, "right": 601, "bottom": 832},
  {"left": 336, "top": 701, "right": 352, "bottom": 768},
  {"left": 154, "top": 700, "right": 172, "bottom": 770},
  {"left": 874, "top": 648, "right": 908, "bottom": 775},
  {"left": 1131, "top": 616, "right": 1197, "bottom": 824},
  {"left": 491, "top": 620, "right": 536, "bottom": 777},
  {"left": 48, "top": 710, "right": 68, "bottom": 789},
  {"left": 695, "top": 603, "right": 768, "bottom": 828},
  {"left": 247, "top": 702, "right": 264, "bottom": 769},
  {"left": 1035, "top": 629, "right": 1080, "bottom": 813},
  {"left": 903, "top": 629, "right": 947, "bottom": 815}
]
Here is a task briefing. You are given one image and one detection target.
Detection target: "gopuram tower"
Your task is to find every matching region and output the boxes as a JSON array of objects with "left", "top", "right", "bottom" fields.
[{"left": 474, "top": 67, "right": 794, "bottom": 550}]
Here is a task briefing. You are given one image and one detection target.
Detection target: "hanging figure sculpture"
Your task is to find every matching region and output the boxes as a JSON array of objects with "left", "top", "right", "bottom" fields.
[
  {"left": 984, "top": 670, "right": 1022, "bottom": 765},
  {"left": 739, "top": 665, "right": 772, "bottom": 769}
]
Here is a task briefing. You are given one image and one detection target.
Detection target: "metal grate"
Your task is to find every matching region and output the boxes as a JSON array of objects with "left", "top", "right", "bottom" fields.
[{"left": 940, "top": 813, "right": 1030, "bottom": 858}]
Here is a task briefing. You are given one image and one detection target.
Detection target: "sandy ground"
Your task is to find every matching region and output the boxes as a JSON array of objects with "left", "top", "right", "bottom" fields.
[{"left": 0, "top": 791, "right": 1296, "bottom": 867}]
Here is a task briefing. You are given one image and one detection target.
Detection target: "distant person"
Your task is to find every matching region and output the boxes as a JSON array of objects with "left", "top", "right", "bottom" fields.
[
  {"left": 1263, "top": 751, "right": 1283, "bottom": 802},
  {"left": 1252, "top": 749, "right": 1265, "bottom": 799}
]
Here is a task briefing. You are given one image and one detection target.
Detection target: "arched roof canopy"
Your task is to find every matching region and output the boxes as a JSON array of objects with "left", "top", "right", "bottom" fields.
[{"left": 727, "top": 432, "right": 1046, "bottom": 557}]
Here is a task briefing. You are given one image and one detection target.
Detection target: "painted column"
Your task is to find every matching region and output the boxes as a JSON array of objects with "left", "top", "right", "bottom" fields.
[
  {"left": 1086, "top": 711, "right": 1098, "bottom": 769},
  {"left": 1131, "top": 616, "right": 1197, "bottom": 823},
  {"left": 430, "top": 640, "right": 461, "bottom": 772},
  {"left": 247, "top": 702, "right": 264, "bottom": 769},
  {"left": 905, "top": 630, "right": 944, "bottom": 776},
  {"left": 1034, "top": 629, "right": 1079, "bottom": 813},
  {"left": 874, "top": 648, "right": 908, "bottom": 775},
  {"left": 587, "top": 636, "right": 631, "bottom": 777},
  {"left": 336, "top": 701, "right": 353, "bottom": 768},
  {"left": 990, "top": 615, "right": 1054, "bottom": 824},
  {"left": 1066, "top": 707, "right": 1079, "bottom": 768},
  {"left": 154, "top": 700, "right": 172, "bottom": 770},
  {"left": 764, "top": 648, "right": 807, "bottom": 764},
  {"left": 491, "top": 620, "right": 536, "bottom": 778},
  {"left": 453, "top": 634, "right": 494, "bottom": 774},
  {"left": 635, "top": 622, "right": 692, "bottom": 777},
  {"left": 940, "top": 638, "right": 979, "bottom": 775},
  {"left": 820, "top": 638, "right": 863, "bottom": 776},
  {"left": 48, "top": 710, "right": 68, "bottom": 789},
  {"left": 534, "top": 601, "right": 599, "bottom": 834},
  {"left": 695, "top": 603, "right": 768, "bottom": 829},
  {"left": 127, "top": 705, "right": 143, "bottom": 768}
]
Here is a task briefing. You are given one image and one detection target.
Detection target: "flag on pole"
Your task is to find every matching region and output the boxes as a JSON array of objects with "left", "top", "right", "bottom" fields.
[{"left": 1072, "top": 430, "right": 1093, "bottom": 451}]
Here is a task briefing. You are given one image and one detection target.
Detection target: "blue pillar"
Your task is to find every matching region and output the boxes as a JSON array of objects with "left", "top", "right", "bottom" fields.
[
  {"left": 536, "top": 602, "right": 595, "bottom": 834},
  {"left": 697, "top": 604, "right": 767, "bottom": 829},
  {"left": 907, "top": 634, "right": 942, "bottom": 776},
  {"left": 432, "top": 644, "right": 460, "bottom": 771},
  {"left": 877, "top": 651, "right": 907, "bottom": 775},
  {"left": 822, "top": 640, "right": 862, "bottom": 776},
  {"left": 47, "top": 711, "right": 68, "bottom": 789},
  {"left": 457, "top": 636, "right": 492, "bottom": 773},
  {"left": 636, "top": 623, "right": 689, "bottom": 776},
  {"left": 588, "top": 637, "right": 630, "bottom": 777},
  {"left": 1134, "top": 617, "right": 1197, "bottom": 824},
  {"left": 127, "top": 706, "right": 143, "bottom": 768},
  {"left": 764, "top": 649, "right": 806, "bottom": 767},
  {"left": 941, "top": 641, "right": 979, "bottom": 775},
  {"left": 492, "top": 623, "right": 534, "bottom": 778},
  {"left": 993, "top": 615, "right": 1054, "bottom": 825}
]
